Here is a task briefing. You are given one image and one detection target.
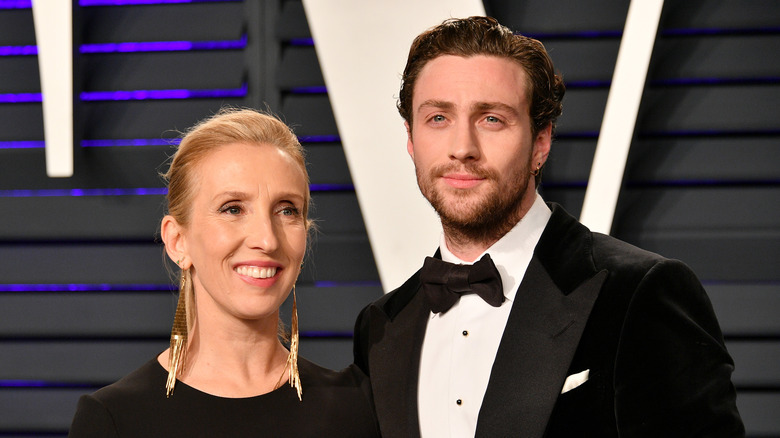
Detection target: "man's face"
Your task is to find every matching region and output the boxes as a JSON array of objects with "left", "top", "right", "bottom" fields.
[{"left": 406, "top": 55, "right": 551, "bottom": 242}]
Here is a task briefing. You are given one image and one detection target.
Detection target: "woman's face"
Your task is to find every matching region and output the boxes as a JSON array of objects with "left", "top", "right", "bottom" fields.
[{"left": 181, "top": 142, "right": 307, "bottom": 325}]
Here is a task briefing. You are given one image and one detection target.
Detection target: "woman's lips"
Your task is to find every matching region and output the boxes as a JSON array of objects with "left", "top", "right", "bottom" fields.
[{"left": 234, "top": 265, "right": 277, "bottom": 279}]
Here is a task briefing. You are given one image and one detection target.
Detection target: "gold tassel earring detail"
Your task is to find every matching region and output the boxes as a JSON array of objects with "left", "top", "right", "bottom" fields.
[
  {"left": 286, "top": 285, "right": 302, "bottom": 401},
  {"left": 166, "top": 271, "right": 189, "bottom": 397}
]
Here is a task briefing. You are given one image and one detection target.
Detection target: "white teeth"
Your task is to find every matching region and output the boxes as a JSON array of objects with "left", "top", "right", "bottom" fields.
[{"left": 236, "top": 266, "right": 277, "bottom": 279}]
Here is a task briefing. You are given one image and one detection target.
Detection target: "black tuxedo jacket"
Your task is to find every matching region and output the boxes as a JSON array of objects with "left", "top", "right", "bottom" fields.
[{"left": 353, "top": 203, "right": 744, "bottom": 437}]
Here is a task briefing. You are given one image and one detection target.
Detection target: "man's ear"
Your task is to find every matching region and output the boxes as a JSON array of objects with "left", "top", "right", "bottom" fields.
[
  {"left": 161, "top": 215, "right": 189, "bottom": 269},
  {"left": 533, "top": 123, "right": 552, "bottom": 167},
  {"left": 405, "top": 121, "right": 415, "bottom": 159}
]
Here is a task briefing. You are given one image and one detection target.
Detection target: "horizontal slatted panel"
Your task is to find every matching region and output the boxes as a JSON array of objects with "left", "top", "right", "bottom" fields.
[
  {"left": 0, "top": 2, "right": 377, "bottom": 435},
  {"left": 491, "top": 1, "right": 780, "bottom": 436},
  {"left": 0, "top": 389, "right": 82, "bottom": 432},
  {"left": 709, "top": 284, "right": 780, "bottom": 336}
]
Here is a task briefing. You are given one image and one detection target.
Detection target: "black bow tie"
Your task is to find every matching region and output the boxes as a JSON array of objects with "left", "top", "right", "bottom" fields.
[{"left": 420, "top": 254, "right": 504, "bottom": 314}]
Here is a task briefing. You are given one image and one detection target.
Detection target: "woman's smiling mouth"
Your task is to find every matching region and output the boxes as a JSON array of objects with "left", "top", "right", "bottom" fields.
[{"left": 235, "top": 266, "right": 278, "bottom": 279}]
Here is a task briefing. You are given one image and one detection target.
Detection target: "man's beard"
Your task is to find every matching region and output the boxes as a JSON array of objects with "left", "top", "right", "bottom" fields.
[{"left": 416, "top": 160, "right": 530, "bottom": 247}]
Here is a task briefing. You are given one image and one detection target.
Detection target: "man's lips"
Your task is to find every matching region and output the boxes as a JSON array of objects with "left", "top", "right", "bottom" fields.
[{"left": 441, "top": 173, "right": 485, "bottom": 189}]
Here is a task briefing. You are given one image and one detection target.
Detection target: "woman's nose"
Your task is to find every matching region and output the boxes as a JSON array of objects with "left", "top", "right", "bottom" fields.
[{"left": 245, "top": 213, "right": 279, "bottom": 253}]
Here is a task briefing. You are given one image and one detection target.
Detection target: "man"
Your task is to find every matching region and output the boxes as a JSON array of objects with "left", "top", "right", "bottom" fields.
[{"left": 353, "top": 16, "right": 744, "bottom": 438}]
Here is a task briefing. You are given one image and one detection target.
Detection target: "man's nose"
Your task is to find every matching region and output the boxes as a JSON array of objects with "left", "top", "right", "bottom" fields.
[{"left": 448, "top": 122, "right": 480, "bottom": 161}]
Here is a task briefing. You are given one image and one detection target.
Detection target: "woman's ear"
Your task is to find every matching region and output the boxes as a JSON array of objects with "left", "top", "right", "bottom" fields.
[{"left": 161, "top": 215, "right": 189, "bottom": 269}]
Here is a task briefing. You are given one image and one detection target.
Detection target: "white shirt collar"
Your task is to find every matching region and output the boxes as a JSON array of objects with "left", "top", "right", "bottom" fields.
[{"left": 439, "top": 193, "right": 551, "bottom": 302}]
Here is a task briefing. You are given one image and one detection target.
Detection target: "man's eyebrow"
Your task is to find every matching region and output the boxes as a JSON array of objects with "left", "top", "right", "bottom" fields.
[
  {"left": 473, "top": 101, "right": 520, "bottom": 116},
  {"left": 417, "top": 99, "right": 454, "bottom": 112}
]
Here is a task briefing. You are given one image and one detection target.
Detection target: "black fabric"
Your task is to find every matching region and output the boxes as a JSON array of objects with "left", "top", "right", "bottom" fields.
[
  {"left": 420, "top": 253, "right": 504, "bottom": 314},
  {"left": 68, "top": 356, "right": 380, "bottom": 438},
  {"left": 353, "top": 202, "right": 744, "bottom": 438}
]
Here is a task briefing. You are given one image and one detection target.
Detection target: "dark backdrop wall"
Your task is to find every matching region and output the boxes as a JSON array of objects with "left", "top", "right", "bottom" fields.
[{"left": 0, "top": 0, "right": 777, "bottom": 435}]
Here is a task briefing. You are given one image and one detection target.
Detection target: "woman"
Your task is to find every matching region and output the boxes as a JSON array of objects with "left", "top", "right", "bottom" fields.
[{"left": 68, "top": 108, "right": 380, "bottom": 437}]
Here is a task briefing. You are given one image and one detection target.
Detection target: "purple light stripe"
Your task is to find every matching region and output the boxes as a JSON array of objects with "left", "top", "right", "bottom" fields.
[
  {"left": 80, "top": 35, "right": 247, "bottom": 53},
  {"left": 541, "top": 179, "right": 780, "bottom": 190},
  {"left": 0, "top": 92, "right": 42, "bottom": 103},
  {"left": 288, "top": 38, "right": 315, "bottom": 46},
  {"left": 314, "top": 280, "right": 383, "bottom": 288},
  {"left": 300, "top": 331, "right": 353, "bottom": 339},
  {"left": 0, "top": 380, "right": 96, "bottom": 388},
  {"left": 79, "top": 0, "right": 240, "bottom": 6},
  {"left": 80, "top": 83, "right": 247, "bottom": 101},
  {"left": 625, "top": 179, "right": 780, "bottom": 188},
  {"left": 77, "top": 136, "right": 346, "bottom": 148},
  {"left": 0, "top": 283, "right": 175, "bottom": 292},
  {"left": 298, "top": 135, "right": 341, "bottom": 143},
  {"left": 662, "top": 26, "right": 780, "bottom": 37},
  {"left": 0, "top": 188, "right": 168, "bottom": 197},
  {"left": 82, "top": 138, "right": 179, "bottom": 147},
  {"left": 0, "top": 184, "right": 350, "bottom": 198},
  {"left": 3, "top": 38, "right": 246, "bottom": 57},
  {"left": 1, "top": 0, "right": 241, "bottom": 8},
  {"left": 309, "top": 183, "right": 354, "bottom": 192},
  {"left": 289, "top": 86, "right": 328, "bottom": 94},
  {"left": 0, "top": 44, "right": 37, "bottom": 56},
  {"left": 4, "top": 86, "right": 249, "bottom": 102},
  {"left": 638, "top": 128, "right": 780, "bottom": 138},
  {"left": 0, "top": 139, "right": 179, "bottom": 149},
  {"left": 0, "top": 0, "right": 31, "bottom": 8},
  {"left": 0, "top": 140, "right": 46, "bottom": 149}
]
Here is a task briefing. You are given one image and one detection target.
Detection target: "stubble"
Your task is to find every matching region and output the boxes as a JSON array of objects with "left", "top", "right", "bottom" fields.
[{"left": 416, "top": 159, "right": 531, "bottom": 249}]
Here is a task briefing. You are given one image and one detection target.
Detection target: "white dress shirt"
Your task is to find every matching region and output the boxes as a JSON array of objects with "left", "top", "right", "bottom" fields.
[{"left": 417, "top": 194, "right": 551, "bottom": 438}]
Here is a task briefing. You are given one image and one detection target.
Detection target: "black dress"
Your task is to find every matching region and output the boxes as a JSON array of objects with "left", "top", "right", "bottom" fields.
[{"left": 68, "top": 357, "right": 381, "bottom": 437}]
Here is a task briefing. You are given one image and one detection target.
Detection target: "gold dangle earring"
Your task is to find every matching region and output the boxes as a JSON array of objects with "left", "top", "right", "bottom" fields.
[
  {"left": 286, "top": 284, "right": 302, "bottom": 401},
  {"left": 166, "top": 268, "right": 189, "bottom": 397}
]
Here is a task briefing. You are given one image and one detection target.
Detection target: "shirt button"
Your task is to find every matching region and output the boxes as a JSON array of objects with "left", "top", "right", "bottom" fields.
[
  {"left": 462, "top": 330, "right": 469, "bottom": 336},
  {"left": 456, "top": 399, "right": 462, "bottom": 405}
]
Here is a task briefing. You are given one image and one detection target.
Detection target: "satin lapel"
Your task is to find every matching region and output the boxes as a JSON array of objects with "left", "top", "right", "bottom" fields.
[
  {"left": 368, "top": 285, "right": 429, "bottom": 438},
  {"left": 476, "top": 257, "right": 606, "bottom": 438}
]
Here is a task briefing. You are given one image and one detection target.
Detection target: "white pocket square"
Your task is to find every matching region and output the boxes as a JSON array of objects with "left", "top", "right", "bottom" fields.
[{"left": 561, "top": 369, "right": 589, "bottom": 394}]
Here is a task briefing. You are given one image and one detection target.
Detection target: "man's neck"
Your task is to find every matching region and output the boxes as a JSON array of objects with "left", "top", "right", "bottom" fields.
[{"left": 442, "top": 234, "right": 496, "bottom": 263}]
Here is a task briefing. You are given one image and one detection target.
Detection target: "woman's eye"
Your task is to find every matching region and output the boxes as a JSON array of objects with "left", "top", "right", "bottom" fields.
[
  {"left": 278, "top": 206, "right": 301, "bottom": 217},
  {"left": 220, "top": 204, "right": 242, "bottom": 215}
]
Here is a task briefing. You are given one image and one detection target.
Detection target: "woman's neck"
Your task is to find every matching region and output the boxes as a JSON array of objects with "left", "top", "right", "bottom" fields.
[{"left": 160, "top": 313, "right": 291, "bottom": 398}]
